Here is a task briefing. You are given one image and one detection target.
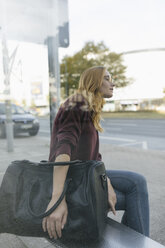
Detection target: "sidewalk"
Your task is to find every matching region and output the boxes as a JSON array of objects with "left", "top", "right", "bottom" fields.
[{"left": 0, "top": 135, "right": 165, "bottom": 247}]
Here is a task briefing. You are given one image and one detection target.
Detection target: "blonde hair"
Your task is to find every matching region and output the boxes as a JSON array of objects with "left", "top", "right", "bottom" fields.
[{"left": 78, "top": 66, "right": 106, "bottom": 132}]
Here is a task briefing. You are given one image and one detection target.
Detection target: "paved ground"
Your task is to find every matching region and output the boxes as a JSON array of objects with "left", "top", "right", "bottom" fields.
[{"left": 0, "top": 135, "right": 165, "bottom": 247}]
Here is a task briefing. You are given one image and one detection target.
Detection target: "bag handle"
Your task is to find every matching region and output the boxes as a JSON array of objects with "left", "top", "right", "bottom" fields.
[
  {"left": 28, "top": 178, "right": 72, "bottom": 219},
  {"left": 38, "top": 159, "right": 82, "bottom": 167},
  {"left": 27, "top": 160, "right": 82, "bottom": 218}
]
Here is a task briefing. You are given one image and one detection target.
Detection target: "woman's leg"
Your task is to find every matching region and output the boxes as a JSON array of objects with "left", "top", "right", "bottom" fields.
[{"left": 106, "top": 170, "right": 150, "bottom": 237}]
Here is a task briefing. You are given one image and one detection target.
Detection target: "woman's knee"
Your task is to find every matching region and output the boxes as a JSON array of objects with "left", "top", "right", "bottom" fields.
[
  {"left": 130, "top": 171, "right": 148, "bottom": 195},
  {"left": 106, "top": 170, "right": 149, "bottom": 197}
]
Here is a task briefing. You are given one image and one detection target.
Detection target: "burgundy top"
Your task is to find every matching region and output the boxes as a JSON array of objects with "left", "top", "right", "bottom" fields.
[{"left": 49, "top": 95, "right": 102, "bottom": 162}]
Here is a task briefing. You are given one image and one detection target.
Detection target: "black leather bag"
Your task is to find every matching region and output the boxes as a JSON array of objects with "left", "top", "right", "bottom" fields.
[{"left": 0, "top": 159, "right": 108, "bottom": 241}]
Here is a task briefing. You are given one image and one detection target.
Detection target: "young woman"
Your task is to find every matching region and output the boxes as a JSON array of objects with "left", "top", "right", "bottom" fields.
[{"left": 42, "top": 66, "right": 150, "bottom": 240}]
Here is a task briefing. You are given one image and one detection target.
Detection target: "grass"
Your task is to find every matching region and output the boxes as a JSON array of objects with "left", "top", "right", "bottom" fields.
[{"left": 101, "top": 110, "right": 165, "bottom": 119}]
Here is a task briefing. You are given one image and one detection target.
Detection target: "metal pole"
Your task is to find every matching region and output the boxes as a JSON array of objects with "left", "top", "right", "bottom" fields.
[
  {"left": 54, "top": 0, "right": 61, "bottom": 111},
  {"left": 2, "top": 36, "right": 14, "bottom": 152},
  {"left": 46, "top": 0, "right": 61, "bottom": 133},
  {"left": 65, "top": 59, "right": 68, "bottom": 98}
]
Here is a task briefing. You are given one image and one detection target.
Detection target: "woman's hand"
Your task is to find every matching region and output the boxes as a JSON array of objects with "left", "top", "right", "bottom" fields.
[
  {"left": 107, "top": 178, "right": 117, "bottom": 215},
  {"left": 42, "top": 197, "right": 68, "bottom": 239}
]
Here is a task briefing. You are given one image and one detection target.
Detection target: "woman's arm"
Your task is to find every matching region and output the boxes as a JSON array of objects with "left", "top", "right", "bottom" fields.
[
  {"left": 42, "top": 154, "right": 70, "bottom": 239},
  {"left": 44, "top": 98, "right": 85, "bottom": 238},
  {"left": 52, "top": 154, "right": 70, "bottom": 198}
]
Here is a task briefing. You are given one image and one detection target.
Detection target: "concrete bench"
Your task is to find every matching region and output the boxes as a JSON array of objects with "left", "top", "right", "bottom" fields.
[{"left": 47, "top": 217, "right": 165, "bottom": 248}]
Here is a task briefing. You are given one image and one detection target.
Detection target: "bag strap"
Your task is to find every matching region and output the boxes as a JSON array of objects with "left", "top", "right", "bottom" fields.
[{"left": 28, "top": 178, "right": 72, "bottom": 219}]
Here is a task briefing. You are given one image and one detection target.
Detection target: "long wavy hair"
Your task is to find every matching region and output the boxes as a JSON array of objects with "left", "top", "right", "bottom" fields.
[{"left": 77, "top": 66, "right": 106, "bottom": 132}]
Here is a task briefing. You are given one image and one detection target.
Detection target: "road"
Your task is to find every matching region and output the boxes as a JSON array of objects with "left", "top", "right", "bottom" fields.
[{"left": 38, "top": 117, "right": 165, "bottom": 151}]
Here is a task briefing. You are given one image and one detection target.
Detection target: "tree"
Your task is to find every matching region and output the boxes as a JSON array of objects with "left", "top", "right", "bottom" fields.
[{"left": 60, "top": 41, "right": 132, "bottom": 97}]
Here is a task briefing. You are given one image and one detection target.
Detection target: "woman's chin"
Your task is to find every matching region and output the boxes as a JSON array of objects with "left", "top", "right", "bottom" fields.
[{"left": 104, "top": 94, "right": 113, "bottom": 98}]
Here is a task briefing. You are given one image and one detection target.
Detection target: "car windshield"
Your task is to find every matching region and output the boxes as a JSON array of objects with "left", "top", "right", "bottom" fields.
[
  {"left": 0, "top": 104, "right": 27, "bottom": 115},
  {"left": 12, "top": 105, "right": 27, "bottom": 114}
]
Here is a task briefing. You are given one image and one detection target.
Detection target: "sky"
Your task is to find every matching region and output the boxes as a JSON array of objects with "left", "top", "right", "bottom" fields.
[
  {"left": 59, "top": 0, "right": 165, "bottom": 100},
  {"left": 0, "top": 0, "right": 165, "bottom": 102}
]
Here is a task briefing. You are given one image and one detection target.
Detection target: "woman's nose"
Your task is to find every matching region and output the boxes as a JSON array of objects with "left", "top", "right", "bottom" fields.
[{"left": 110, "top": 80, "right": 115, "bottom": 87}]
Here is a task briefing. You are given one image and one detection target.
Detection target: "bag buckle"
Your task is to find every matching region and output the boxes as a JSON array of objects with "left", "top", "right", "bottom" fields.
[
  {"left": 101, "top": 174, "right": 107, "bottom": 182},
  {"left": 100, "top": 174, "right": 107, "bottom": 189}
]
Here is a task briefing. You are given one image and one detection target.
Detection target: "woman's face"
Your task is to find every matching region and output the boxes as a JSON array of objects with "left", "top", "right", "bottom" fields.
[{"left": 99, "top": 70, "right": 115, "bottom": 98}]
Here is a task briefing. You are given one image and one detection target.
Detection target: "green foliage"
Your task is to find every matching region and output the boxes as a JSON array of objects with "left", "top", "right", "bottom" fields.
[{"left": 60, "top": 41, "right": 132, "bottom": 97}]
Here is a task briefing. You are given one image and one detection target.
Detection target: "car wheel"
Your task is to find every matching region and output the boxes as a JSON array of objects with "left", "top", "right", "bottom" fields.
[
  {"left": 0, "top": 125, "right": 6, "bottom": 138},
  {"left": 29, "top": 130, "right": 38, "bottom": 136}
]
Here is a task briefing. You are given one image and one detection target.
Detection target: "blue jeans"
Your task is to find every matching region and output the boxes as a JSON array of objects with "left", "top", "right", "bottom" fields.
[{"left": 106, "top": 170, "right": 150, "bottom": 237}]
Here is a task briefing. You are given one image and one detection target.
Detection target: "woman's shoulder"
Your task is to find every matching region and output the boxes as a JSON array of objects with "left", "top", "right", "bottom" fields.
[{"left": 61, "top": 93, "right": 89, "bottom": 112}]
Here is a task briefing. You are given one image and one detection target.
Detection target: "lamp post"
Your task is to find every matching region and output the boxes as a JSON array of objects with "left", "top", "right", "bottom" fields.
[{"left": 2, "top": 35, "right": 14, "bottom": 152}]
